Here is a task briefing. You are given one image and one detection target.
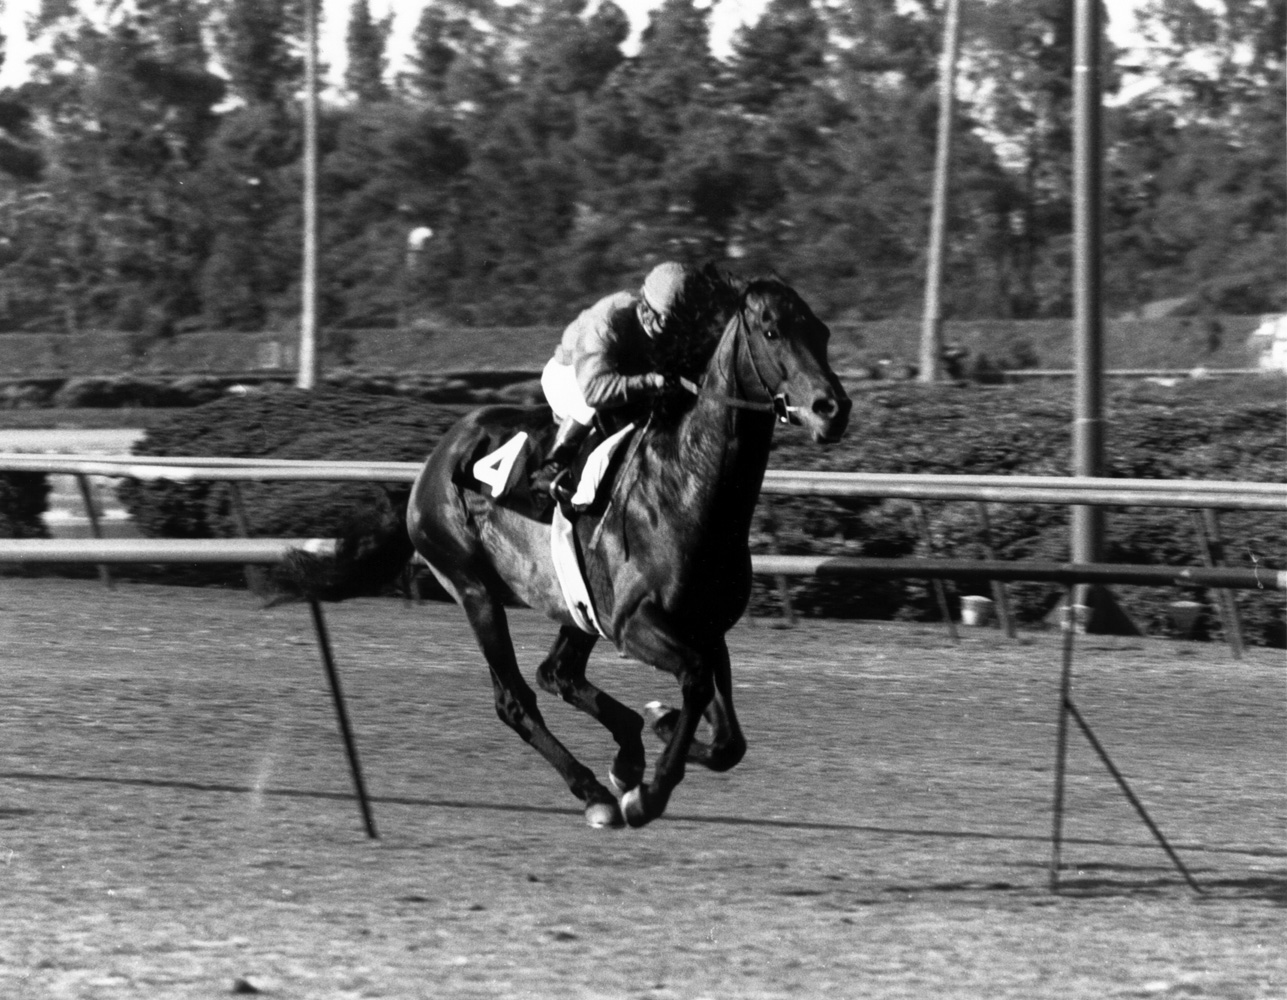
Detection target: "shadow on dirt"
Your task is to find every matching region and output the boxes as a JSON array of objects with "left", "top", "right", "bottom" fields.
[
  {"left": 1052, "top": 875, "right": 1287, "bottom": 904},
  {"left": 8, "top": 771, "right": 1285, "bottom": 903},
  {"left": 7, "top": 769, "right": 1284, "bottom": 860},
  {"left": 1005, "top": 861, "right": 1287, "bottom": 903}
]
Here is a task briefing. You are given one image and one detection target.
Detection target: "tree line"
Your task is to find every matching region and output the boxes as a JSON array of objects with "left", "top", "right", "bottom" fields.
[{"left": 0, "top": 0, "right": 1282, "bottom": 337}]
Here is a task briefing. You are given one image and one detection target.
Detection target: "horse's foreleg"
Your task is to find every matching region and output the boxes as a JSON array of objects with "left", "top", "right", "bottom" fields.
[
  {"left": 458, "top": 588, "right": 623, "bottom": 828},
  {"left": 536, "top": 626, "right": 647, "bottom": 792},
  {"left": 696, "top": 640, "right": 746, "bottom": 771},
  {"left": 645, "top": 638, "right": 746, "bottom": 773},
  {"left": 617, "top": 603, "right": 715, "bottom": 827}
]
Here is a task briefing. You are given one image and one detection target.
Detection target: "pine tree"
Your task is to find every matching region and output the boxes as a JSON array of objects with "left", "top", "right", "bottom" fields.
[
  {"left": 345, "top": 0, "right": 392, "bottom": 103},
  {"left": 5, "top": 2, "right": 225, "bottom": 331},
  {"left": 729, "top": 0, "right": 828, "bottom": 114},
  {"left": 215, "top": 0, "right": 306, "bottom": 107}
]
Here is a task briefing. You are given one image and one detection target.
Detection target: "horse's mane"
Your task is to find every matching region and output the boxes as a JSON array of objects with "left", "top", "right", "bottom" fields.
[{"left": 645, "top": 268, "right": 796, "bottom": 427}]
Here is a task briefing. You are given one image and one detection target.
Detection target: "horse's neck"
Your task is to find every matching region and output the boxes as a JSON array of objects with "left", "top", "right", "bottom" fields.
[{"left": 674, "top": 323, "right": 774, "bottom": 532}]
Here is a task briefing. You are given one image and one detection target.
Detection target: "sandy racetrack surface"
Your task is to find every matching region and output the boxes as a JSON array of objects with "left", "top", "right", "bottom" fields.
[{"left": 2, "top": 578, "right": 1284, "bottom": 998}]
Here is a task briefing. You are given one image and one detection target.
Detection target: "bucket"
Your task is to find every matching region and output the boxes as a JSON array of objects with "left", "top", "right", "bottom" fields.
[
  {"left": 1060, "top": 603, "right": 1092, "bottom": 634},
  {"left": 1168, "top": 600, "right": 1203, "bottom": 637},
  {"left": 960, "top": 595, "right": 994, "bottom": 627}
]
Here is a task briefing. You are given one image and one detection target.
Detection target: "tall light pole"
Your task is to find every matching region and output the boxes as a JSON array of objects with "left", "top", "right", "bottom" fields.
[
  {"left": 297, "top": 0, "right": 320, "bottom": 389},
  {"left": 918, "top": 0, "right": 962, "bottom": 384},
  {"left": 1071, "top": 0, "right": 1104, "bottom": 563}
]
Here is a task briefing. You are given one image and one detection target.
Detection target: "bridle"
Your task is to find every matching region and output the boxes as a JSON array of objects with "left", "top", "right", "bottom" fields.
[{"left": 678, "top": 304, "right": 801, "bottom": 424}]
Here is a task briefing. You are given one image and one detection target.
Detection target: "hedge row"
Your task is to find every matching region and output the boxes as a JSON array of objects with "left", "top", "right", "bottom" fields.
[
  {"left": 756, "top": 377, "right": 1285, "bottom": 645},
  {"left": 0, "top": 370, "right": 546, "bottom": 410},
  {"left": 7, "top": 376, "right": 1285, "bottom": 645},
  {"left": 0, "top": 472, "right": 49, "bottom": 539}
]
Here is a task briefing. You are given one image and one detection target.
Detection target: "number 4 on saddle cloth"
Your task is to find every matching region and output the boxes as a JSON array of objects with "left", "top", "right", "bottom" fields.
[{"left": 452, "top": 414, "right": 638, "bottom": 636}]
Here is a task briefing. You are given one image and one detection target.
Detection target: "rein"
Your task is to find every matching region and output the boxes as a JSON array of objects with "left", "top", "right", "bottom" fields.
[
  {"left": 677, "top": 307, "right": 798, "bottom": 422},
  {"left": 677, "top": 375, "right": 775, "bottom": 413}
]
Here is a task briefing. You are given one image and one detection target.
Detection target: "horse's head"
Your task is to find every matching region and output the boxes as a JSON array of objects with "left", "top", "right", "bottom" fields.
[{"left": 734, "top": 278, "right": 851, "bottom": 444}]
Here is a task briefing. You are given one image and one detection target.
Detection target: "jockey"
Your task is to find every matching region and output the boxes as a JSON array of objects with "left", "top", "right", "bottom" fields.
[{"left": 534, "top": 261, "right": 698, "bottom": 503}]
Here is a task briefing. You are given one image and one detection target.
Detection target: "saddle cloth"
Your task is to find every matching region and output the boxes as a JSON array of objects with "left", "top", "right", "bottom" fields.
[{"left": 549, "top": 423, "right": 635, "bottom": 635}]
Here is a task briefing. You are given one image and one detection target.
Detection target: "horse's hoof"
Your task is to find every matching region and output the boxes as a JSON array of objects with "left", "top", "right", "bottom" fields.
[
  {"left": 621, "top": 787, "right": 651, "bottom": 828},
  {"left": 585, "top": 801, "right": 624, "bottom": 829}
]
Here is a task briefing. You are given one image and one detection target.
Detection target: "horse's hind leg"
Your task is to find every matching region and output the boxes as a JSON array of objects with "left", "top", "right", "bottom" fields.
[
  {"left": 457, "top": 587, "right": 624, "bottom": 828},
  {"left": 536, "top": 626, "right": 647, "bottom": 792}
]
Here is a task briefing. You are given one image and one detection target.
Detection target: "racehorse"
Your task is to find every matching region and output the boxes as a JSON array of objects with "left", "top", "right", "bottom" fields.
[{"left": 298, "top": 276, "right": 850, "bottom": 829}]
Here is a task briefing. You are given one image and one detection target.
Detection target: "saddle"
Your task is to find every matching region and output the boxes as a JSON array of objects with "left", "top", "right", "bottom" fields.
[
  {"left": 453, "top": 414, "right": 635, "bottom": 523},
  {"left": 453, "top": 412, "right": 638, "bottom": 636}
]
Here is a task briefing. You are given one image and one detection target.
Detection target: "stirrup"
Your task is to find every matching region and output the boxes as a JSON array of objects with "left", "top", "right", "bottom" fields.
[{"left": 549, "top": 467, "right": 577, "bottom": 505}]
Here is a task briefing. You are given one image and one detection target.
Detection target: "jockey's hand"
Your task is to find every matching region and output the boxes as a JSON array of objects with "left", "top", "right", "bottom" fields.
[{"left": 659, "top": 373, "right": 686, "bottom": 395}]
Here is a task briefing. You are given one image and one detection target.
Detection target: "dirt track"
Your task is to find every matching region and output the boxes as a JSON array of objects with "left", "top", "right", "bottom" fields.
[{"left": 1, "top": 579, "right": 1284, "bottom": 999}]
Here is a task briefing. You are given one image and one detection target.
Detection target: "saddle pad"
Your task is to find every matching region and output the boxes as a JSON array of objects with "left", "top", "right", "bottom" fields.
[
  {"left": 550, "top": 504, "right": 605, "bottom": 637},
  {"left": 549, "top": 423, "right": 636, "bottom": 636},
  {"left": 570, "top": 423, "right": 635, "bottom": 508}
]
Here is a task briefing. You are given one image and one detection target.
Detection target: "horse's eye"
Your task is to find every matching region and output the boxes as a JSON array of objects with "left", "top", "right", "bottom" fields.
[{"left": 758, "top": 306, "right": 778, "bottom": 338}]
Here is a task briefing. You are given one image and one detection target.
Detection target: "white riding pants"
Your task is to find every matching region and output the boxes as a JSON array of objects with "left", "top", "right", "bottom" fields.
[{"left": 541, "top": 358, "right": 595, "bottom": 425}]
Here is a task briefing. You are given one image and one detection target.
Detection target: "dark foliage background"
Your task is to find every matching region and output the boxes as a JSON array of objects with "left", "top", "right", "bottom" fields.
[
  {"left": 1, "top": 0, "right": 1283, "bottom": 335},
  {"left": 0, "top": 471, "right": 49, "bottom": 539},
  {"left": 98, "top": 378, "right": 1287, "bottom": 647}
]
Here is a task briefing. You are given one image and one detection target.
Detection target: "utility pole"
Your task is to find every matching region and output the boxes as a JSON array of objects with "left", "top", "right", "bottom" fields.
[
  {"left": 1071, "top": 0, "right": 1104, "bottom": 562},
  {"left": 297, "top": 0, "right": 320, "bottom": 389},
  {"left": 918, "top": 0, "right": 962, "bottom": 384}
]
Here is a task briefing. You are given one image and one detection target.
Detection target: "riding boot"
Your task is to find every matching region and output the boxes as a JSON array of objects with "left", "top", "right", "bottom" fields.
[{"left": 532, "top": 416, "right": 592, "bottom": 504}]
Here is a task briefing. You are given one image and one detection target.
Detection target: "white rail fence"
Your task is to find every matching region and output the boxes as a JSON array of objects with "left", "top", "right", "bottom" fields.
[
  {"left": 2, "top": 454, "right": 1284, "bottom": 645},
  {"left": 1, "top": 453, "right": 1283, "bottom": 880}
]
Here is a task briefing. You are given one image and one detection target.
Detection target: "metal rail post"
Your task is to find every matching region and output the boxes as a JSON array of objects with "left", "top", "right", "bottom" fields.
[
  {"left": 1049, "top": 586, "right": 1202, "bottom": 894},
  {"left": 309, "top": 598, "right": 378, "bottom": 840}
]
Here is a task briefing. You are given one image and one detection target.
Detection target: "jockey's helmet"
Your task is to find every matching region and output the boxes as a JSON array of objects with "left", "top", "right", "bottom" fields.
[{"left": 638, "top": 261, "right": 695, "bottom": 339}]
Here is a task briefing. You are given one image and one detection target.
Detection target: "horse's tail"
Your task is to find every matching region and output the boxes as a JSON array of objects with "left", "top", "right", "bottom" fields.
[{"left": 274, "top": 489, "right": 416, "bottom": 602}]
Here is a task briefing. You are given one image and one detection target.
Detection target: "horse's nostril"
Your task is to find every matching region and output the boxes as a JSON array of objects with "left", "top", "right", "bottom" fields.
[{"left": 813, "top": 397, "right": 838, "bottom": 419}]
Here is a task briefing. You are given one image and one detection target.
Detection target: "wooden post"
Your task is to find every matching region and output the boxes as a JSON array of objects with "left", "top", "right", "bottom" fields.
[
  {"left": 913, "top": 501, "right": 958, "bottom": 642},
  {"left": 1190, "top": 508, "right": 1245, "bottom": 659},
  {"left": 757, "top": 498, "right": 796, "bottom": 628},
  {"left": 975, "top": 501, "right": 1016, "bottom": 638},
  {"left": 74, "top": 474, "right": 113, "bottom": 589},
  {"left": 227, "top": 482, "right": 266, "bottom": 597}
]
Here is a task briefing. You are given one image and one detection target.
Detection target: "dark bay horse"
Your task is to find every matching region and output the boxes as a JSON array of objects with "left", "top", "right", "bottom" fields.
[{"left": 307, "top": 277, "right": 850, "bottom": 829}]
